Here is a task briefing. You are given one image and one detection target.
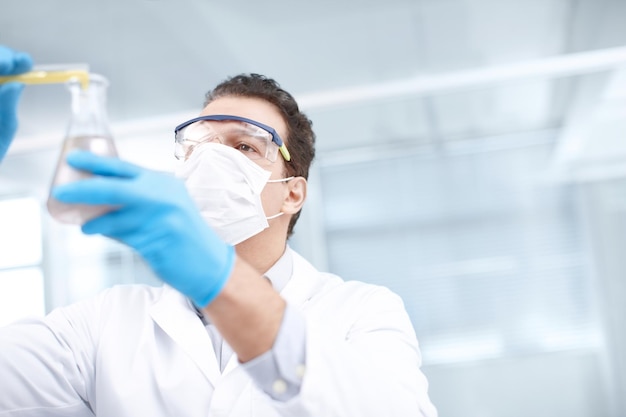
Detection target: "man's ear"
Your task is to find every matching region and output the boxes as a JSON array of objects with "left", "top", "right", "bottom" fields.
[{"left": 282, "top": 177, "right": 307, "bottom": 215}]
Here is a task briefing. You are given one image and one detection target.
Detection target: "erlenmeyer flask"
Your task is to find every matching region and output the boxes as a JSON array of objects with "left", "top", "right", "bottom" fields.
[{"left": 46, "top": 73, "right": 118, "bottom": 224}]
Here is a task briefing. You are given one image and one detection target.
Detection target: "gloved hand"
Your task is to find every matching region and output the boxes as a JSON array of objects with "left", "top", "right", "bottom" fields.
[
  {"left": 0, "top": 46, "right": 33, "bottom": 161},
  {"left": 52, "top": 150, "right": 236, "bottom": 307}
]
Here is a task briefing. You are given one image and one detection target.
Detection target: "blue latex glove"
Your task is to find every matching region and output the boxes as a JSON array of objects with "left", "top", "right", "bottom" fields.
[
  {"left": 0, "top": 46, "right": 33, "bottom": 161},
  {"left": 52, "top": 151, "right": 236, "bottom": 307}
]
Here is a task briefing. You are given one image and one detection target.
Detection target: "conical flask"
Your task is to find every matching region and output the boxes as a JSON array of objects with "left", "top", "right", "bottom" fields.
[{"left": 46, "top": 73, "right": 118, "bottom": 224}]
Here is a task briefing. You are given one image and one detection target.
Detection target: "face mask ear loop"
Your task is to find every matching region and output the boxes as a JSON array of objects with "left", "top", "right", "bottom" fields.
[
  {"left": 264, "top": 176, "right": 293, "bottom": 220},
  {"left": 267, "top": 176, "right": 294, "bottom": 183},
  {"left": 266, "top": 212, "right": 284, "bottom": 220}
]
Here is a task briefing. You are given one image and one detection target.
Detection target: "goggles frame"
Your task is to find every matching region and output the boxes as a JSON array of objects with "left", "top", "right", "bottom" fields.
[{"left": 174, "top": 114, "right": 291, "bottom": 162}]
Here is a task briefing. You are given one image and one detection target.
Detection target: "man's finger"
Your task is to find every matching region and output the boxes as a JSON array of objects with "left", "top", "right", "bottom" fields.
[
  {"left": 52, "top": 176, "right": 138, "bottom": 205},
  {"left": 66, "top": 151, "right": 142, "bottom": 178}
]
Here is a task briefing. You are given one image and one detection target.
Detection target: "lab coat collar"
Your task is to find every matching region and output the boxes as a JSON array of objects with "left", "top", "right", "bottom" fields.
[{"left": 280, "top": 249, "right": 326, "bottom": 306}]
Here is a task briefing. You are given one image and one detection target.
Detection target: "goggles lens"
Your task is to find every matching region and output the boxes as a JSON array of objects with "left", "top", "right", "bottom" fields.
[{"left": 174, "top": 115, "right": 291, "bottom": 162}]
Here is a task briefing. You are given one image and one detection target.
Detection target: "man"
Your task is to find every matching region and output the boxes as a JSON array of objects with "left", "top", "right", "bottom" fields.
[{"left": 0, "top": 45, "right": 437, "bottom": 416}]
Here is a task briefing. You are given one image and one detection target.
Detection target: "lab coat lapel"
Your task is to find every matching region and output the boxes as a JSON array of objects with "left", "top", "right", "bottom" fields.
[
  {"left": 151, "top": 288, "right": 251, "bottom": 415},
  {"left": 150, "top": 285, "right": 222, "bottom": 387}
]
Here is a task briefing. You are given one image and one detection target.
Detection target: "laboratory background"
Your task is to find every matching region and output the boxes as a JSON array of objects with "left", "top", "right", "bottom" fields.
[{"left": 1, "top": 0, "right": 626, "bottom": 416}]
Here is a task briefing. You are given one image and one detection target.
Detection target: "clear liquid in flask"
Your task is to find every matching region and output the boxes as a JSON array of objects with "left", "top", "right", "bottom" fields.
[{"left": 46, "top": 73, "right": 118, "bottom": 225}]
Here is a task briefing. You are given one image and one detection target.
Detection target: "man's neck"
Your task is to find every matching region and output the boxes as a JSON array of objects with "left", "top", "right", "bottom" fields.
[{"left": 235, "top": 230, "right": 287, "bottom": 275}]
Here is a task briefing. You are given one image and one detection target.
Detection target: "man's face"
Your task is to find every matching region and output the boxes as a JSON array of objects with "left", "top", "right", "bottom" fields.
[{"left": 199, "top": 96, "right": 291, "bottom": 222}]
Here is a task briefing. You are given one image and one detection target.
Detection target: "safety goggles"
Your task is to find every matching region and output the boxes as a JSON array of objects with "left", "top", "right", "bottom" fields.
[{"left": 174, "top": 115, "right": 291, "bottom": 162}]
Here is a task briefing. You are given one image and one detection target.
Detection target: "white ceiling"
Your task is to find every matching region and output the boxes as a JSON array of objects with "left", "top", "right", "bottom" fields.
[{"left": 1, "top": 0, "right": 626, "bottom": 159}]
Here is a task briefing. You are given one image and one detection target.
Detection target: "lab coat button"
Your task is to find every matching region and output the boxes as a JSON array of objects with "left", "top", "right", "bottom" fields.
[{"left": 272, "top": 379, "right": 287, "bottom": 394}]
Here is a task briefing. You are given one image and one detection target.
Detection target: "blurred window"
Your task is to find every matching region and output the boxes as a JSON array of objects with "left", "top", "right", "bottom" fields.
[
  {"left": 319, "top": 138, "right": 599, "bottom": 364},
  {"left": 0, "top": 197, "right": 45, "bottom": 326}
]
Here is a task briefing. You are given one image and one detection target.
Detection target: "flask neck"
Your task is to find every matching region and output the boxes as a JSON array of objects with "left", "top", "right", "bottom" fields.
[{"left": 66, "top": 74, "right": 112, "bottom": 139}]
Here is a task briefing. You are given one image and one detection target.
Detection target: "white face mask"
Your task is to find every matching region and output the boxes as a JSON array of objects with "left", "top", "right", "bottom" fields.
[{"left": 174, "top": 143, "right": 291, "bottom": 245}]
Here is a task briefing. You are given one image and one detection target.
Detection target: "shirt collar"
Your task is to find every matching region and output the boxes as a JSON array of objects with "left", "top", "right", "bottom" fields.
[{"left": 264, "top": 245, "right": 293, "bottom": 293}]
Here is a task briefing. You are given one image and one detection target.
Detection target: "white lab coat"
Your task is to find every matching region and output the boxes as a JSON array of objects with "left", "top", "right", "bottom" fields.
[{"left": 0, "top": 250, "right": 437, "bottom": 417}]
